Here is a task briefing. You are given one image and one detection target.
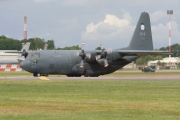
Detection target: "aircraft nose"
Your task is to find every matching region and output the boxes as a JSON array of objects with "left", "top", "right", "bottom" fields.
[
  {"left": 20, "top": 61, "right": 25, "bottom": 69},
  {"left": 20, "top": 60, "right": 30, "bottom": 71}
]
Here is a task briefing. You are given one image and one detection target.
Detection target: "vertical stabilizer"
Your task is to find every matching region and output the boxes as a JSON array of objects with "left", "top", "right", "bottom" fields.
[
  {"left": 18, "top": 42, "right": 31, "bottom": 59},
  {"left": 21, "top": 42, "right": 31, "bottom": 51},
  {"left": 126, "top": 12, "right": 153, "bottom": 50}
]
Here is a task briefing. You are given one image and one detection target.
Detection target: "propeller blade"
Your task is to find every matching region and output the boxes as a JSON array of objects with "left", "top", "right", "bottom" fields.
[
  {"left": 100, "top": 42, "right": 103, "bottom": 50},
  {"left": 86, "top": 53, "right": 91, "bottom": 59},
  {"left": 104, "top": 59, "right": 108, "bottom": 67},
  {"left": 74, "top": 51, "right": 80, "bottom": 56},
  {"left": 96, "top": 55, "right": 101, "bottom": 61},
  {"left": 108, "top": 48, "right": 112, "bottom": 53},
  {"left": 80, "top": 60, "right": 84, "bottom": 68},
  {"left": 81, "top": 42, "right": 85, "bottom": 50}
]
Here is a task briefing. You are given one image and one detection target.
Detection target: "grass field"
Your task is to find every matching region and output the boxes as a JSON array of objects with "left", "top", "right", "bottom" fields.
[
  {"left": 0, "top": 74, "right": 180, "bottom": 120},
  {"left": 0, "top": 71, "right": 32, "bottom": 77}
]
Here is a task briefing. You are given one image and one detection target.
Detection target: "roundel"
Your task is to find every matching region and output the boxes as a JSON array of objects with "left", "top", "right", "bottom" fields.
[{"left": 141, "top": 24, "right": 145, "bottom": 30}]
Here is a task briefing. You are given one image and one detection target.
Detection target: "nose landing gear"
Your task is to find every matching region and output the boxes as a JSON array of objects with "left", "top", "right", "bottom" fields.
[
  {"left": 33, "top": 73, "right": 49, "bottom": 77},
  {"left": 33, "top": 73, "right": 40, "bottom": 77}
]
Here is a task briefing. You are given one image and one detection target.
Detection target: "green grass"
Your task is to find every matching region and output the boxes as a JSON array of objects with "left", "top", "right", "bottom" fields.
[
  {"left": 106, "top": 70, "right": 180, "bottom": 77},
  {"left": 0, "top": 79, "right": 180, "bottom": 120},
  {"left": 0, "top": 71, "right": 32, "bottom": 76}
]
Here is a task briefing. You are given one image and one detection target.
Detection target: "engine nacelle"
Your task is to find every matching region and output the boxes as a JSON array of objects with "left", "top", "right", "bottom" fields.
[
  {"left": 72, "top": 65, "right": 85, "bottom": 74},
  {"left": 72, "top": 64, "right": 100, "bottom": 76},
  {"left": 97, "top": 59, "right": 112, "bottom": 66},
  {"left": 85, "top": 52, "right": 97, "bottom": 61},
  {"left": 72, "top": 63, "right": 91, "bottom": 74},
  {"left": 97, "top": 59, "right": 105, "bottom": 66}
]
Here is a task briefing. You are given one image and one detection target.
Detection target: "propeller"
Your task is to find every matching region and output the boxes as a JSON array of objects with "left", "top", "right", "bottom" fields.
[
  {"left": 22, "top": 49, "right": 28, "bottom": 58},
  {"left": 78, "top": 42, "right": 86, "bottom": 68},
  {"left": 96, "top": 42, "right": 112, "bottom": 67}
]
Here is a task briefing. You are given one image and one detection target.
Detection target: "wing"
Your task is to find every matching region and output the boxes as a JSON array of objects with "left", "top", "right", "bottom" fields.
[
  {"left": 116, "top": 50, "right": 175, "bottom": 56},
  {"left": 86, "top": 50, "right": 174, "bottom": 63}
]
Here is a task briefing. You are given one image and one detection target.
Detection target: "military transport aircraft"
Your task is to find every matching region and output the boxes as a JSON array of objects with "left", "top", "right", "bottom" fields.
[{"left": 20, "top": 12, "right": 174, "bottom": 77}]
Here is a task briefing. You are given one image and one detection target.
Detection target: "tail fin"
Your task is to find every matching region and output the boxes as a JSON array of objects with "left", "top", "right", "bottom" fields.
[
  {"left": 21, "top": 42, "right": 31, "bottom": 51},
  {"left": 44, "top": 43, "right": 48, "bottom": 50},
  {"left": 126, "top": 12, "right": 153, "bottom": 50},
  {"left": 18, "top": 42, "right": 31, "bottom": 59}
]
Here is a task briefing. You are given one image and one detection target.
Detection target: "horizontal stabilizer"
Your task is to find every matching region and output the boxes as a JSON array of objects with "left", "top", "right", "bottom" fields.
[{"left": 117, "top": 50, "right": 174, "bottom": 56}]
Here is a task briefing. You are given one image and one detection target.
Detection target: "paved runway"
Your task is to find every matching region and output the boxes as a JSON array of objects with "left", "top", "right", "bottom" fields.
[{"left": 0, "top": 75, "right": 179, "bottom": 81}]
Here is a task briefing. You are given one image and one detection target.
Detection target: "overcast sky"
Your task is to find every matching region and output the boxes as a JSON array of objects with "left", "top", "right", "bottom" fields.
[{"left": 0, "top": 0, "right": 179, "bottom": 50}]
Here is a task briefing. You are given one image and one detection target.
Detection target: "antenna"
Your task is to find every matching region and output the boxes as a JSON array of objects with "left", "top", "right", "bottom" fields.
[
  {"left": 167, "top": 10, "right": 173, "bottom": 58},
  {"left": 24, "top": 16, "right": 27, "bottom": 40}
]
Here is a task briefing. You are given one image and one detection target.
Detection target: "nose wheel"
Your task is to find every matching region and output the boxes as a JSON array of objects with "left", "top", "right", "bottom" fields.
[
  {"left": 33, "top": 73, "right": 40, "bottom": 77},
  {"left": 33, "top": 73, "right": 42, "bottom": 77},
  {"left": 33, "top": 73, "right": 49, "bottom": 77}
]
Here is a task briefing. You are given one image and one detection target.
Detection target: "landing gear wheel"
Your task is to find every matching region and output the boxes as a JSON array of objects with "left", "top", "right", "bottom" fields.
[
  {"left": 91, "top": 75, "right": 99, "bottom": 77},
  {"left": 75, "top": 75, "right": 81, "bottom": 77},
  {"left": 41, "top": 74, "right": 49, "bottom": 77},
  {"left": 67, "top": 75, "right": 81, "bottom": 77},
  {"left": 84, "top": 71, "right": 89, "bottom": 77},
  {"left": 33, "top": 73, "right": 41, "bottom": 77},
  {"left": 45, "top": 74, "right": 49, "bottom": 77},
  {"left": 67, "top": 75, "right": 73, "bottom": 77},
  {"left": 33, "top": 73, "right": 37, "bottom": 77},
  {"left": 37, "top": 73, "right": 40, "bottom": 77}
]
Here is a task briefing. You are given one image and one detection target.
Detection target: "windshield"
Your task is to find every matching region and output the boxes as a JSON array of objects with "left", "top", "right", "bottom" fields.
[{"left": 26, "top": 53, "right": 40, "bottom": 59}]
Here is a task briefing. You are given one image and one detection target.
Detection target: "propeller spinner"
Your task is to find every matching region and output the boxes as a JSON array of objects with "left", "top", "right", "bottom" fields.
[
  {"left": 78, "top": 42, "right": 91, "bottom": 68},
  {"left": 22, "top": 49, "right": 28, "bottom": 58},
  {"left": 96, "top": 42, "right": 112, "bottom": 67}
]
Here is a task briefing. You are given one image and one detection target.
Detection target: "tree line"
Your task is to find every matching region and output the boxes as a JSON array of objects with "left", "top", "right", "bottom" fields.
[{"left": 0, "top": 35, "right": 55, "bottom": 50}]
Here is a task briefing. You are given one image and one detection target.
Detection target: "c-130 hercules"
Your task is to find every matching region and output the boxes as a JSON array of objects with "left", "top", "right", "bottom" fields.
[{"left": 20, "top": 12, "right": 174, "bottom": 77}]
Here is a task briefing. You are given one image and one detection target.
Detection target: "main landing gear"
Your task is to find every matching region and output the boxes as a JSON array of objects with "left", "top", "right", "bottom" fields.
[
  {"left": 66, "top": 75, "right": 81, "bottom": 77},
  {"left": 66, "top": 75, "right": 99, "bottom": 77},
  {"left": 84, "top": 71, "right": 99, "bottom": 77}
]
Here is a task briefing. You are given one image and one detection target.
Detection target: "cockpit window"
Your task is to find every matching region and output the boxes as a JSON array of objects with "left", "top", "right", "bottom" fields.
[
  {"left": 28, "top": 53, "right": 40, "bottom": 59},
  {"left": 34, "top": 53, "right": 40, "bottom": 58}
]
